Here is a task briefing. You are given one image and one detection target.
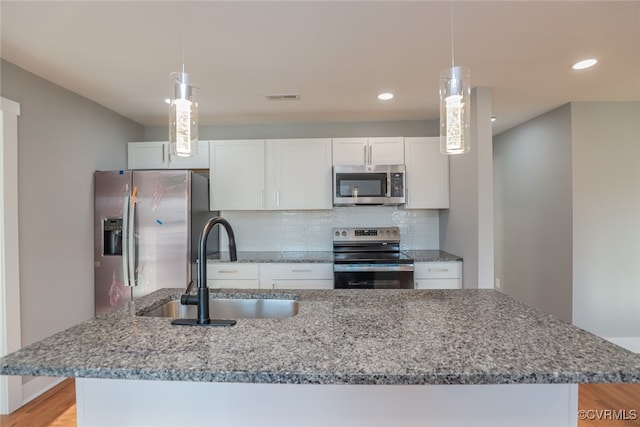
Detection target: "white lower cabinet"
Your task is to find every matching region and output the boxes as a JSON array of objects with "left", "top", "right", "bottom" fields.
[
  {"left": 262, "top": 263, "right": 334, "bottom": 289},
  {"left": 206, "top": 263, "right": 260, "bottom": 289},
  {"left": 414, "top": 262, "right": 462, "bottom": 289},
  {"left": 207, "top": 262, "right": 334, "bottom": 289}
]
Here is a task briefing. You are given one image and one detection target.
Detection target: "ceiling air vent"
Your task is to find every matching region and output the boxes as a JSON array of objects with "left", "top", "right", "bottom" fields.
[{"left": 266, "top": 93, "right": 300, "bottom": 101}]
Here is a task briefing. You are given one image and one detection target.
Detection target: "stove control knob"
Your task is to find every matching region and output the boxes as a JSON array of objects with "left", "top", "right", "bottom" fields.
[
  {"left": 393, "top": 229, "right": 398, "bottom": 235},
  {"left": 335, "top": 231, "right": 340, "bottom": 237},
  {"left": 342, "top": 231, "right": 347, "bottom": 237}
]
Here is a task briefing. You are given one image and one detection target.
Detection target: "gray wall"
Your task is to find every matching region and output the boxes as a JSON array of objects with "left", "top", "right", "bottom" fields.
[
  {"left": 440, "top": 87, "right": 494, "bottom": 289},
  {"left": 571, "top": 102, "right": 640, "bottom": 340},
  {"left": 0, "top": 60, "right": 143, "bottom": 347},
  {"left": 494, "top": 102, "right": 640, "bottom": 343},
  {"left": 145, "top": 120, "right": 439, "bottom": 141},
  {"left": 493, "top": 104, "right": 573, "bottom": 322}
]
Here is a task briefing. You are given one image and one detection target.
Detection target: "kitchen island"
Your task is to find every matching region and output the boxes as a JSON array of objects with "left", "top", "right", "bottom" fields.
[{"left": 1, "top": 289, "right": 639, "bottom": 426}]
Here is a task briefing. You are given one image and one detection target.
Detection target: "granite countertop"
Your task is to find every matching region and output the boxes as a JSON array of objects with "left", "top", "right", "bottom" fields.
[
  {"left": 208, "top": 251, "right": 334, "bottom": 263},
  {"left": 208, "top": 250, "right": 461, "bottom": 263},
  {"left": 403, "top": 250, "right": 462, "bottom": 262},
  {"left": 1, "top": 289, "right": 638, "bottom": 385}
]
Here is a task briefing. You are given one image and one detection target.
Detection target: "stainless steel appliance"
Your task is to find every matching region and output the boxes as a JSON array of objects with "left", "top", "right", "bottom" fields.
[
  {"left": 333, "top": 227, "right": 414, "bottom": 289},
  {"left": 333, "top": 164, "right": 405, "bottom": 206},
  {"left": 94, "top": 170, "right": 217, "bottom": 315}
]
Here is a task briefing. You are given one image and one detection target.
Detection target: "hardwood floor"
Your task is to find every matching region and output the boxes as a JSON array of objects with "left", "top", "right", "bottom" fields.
[
  {"left": 0, "top": 379, "right": 76, "bottom": 427},
  {"left": 0, "top": 380, "right": 638, "bottom": 426},
  {"left": 579, "top": 383, "right": 640, "bottom": 427}
]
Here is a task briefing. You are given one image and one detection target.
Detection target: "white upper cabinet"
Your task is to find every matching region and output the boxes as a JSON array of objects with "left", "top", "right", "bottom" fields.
[
  {"left": 209, "top": 138, "right": 332, "bottom": 211},
  {"left": 404, "top": 137, "right": 450, "bottom": 209},
  {"left": 332, "top": 137, "right": 368, "bottom": 165},
  {"left": 210, "top": 140, "right": 265, "bottom": 210},
  {"left": 128, "top": 142, "right": 168, "bottom": 169},
  {"left": 332, "top": 137, "right": 404, "bottom": 165},
  {"left": 167, "top": 140, "right": 210, "bottom": 169},
  {"left": 265, "top": 138, "right": 333, "bottom": 210},
  {"left": 368, "top": 137, "right": 405, "bottom": 165},
  {"left": 127, "top": 141, "right": 209, "bottom": 170}
]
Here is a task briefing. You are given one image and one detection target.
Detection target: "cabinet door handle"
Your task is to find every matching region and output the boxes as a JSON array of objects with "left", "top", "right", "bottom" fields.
[
  {"left": 428, "top": 268, "right": 449, "bottom": 272},
  {"left": 217, "top": 270, "right": 238, "bottom": 274},
  {"left": 261, "top": 189, "right": 265, "bottom": 208},
  {"left": 162, "top": 144, "right": 166, "bottom": 162},
  {"left": 276, "top": 190, "right": 280, "bottom": 208},
  {"left": 291, "top": 269, "right": 312, "bottom": 273},
  {"left": 363, "top": 145, "right": 367, "bottom": 164},
  {"left": 369, "top": 145, "right": 373, "bottom": 164}
]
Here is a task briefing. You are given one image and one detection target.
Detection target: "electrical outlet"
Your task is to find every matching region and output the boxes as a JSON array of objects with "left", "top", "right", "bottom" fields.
[{"left": 495, "top": 278, "right": 501, "bottom": 289}]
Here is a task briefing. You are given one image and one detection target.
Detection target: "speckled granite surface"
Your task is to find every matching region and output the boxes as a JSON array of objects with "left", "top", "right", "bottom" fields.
[
  {"left": 1, "top": 289, "right": 638, "bottom": 385},
  {"left": 403, "top": 250, "right": 462, "bottom": 262},
  {"left": 208, "top": 250, "right": 461, "bottom": 263},
  {"left": 208, "top": 251, "right": 334, "bottom": 263}
]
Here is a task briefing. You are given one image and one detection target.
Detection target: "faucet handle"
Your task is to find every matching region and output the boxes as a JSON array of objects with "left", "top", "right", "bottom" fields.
[{"left": 180, "top": 280, "right": 196, "bottom": 305}]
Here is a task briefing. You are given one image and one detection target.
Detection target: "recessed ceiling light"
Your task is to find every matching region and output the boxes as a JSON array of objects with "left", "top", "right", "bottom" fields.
[
  {"left": 164, "top": 98, "right": 171, "bottom": 104},
  {"left": 491, "top": 117, "right": 497, "bottom": 122},
  {"left": 378, "top": 93, "right": 394, "bottom": 101},
  {"left": 572, "top": 59, "right": 598, "bottom": 70}
]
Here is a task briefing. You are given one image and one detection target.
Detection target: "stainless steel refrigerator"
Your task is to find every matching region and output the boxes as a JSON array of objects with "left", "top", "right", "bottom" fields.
[{"left": 94, "top": 170, "right": 217, "bottom": 315}]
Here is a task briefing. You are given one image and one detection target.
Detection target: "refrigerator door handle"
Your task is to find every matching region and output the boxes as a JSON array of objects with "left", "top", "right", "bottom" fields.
[
  {"left": 121, "top": 195, "right": 131, "bottom": 287},
  {"left": 127, "top": 188, "right": 138, "bottom": 287}
]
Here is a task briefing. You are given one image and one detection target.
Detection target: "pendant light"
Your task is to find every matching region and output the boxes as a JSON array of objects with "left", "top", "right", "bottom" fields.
[
  {"left": 168, "top": 2, "right": 198, "bottom": 158},
  {"left": 439, "top": 2, "right": 470, "bottom": 155},
  {"left": 169, "top": 68, "right": 198, "bottom": 158}
]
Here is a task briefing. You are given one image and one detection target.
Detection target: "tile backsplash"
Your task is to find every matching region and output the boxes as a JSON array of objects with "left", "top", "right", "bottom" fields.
[{"left": 219, "top": 207, "right": 439, "bottom": 251}]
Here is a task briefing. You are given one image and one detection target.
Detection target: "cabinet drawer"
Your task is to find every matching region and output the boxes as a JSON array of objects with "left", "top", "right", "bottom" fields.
[
  {"left": 272, "top": 280, "right": 334, "bottom": 290},
  {"left": 207, "top": 279, "right": 260, "bottom": 289},
  {"left": 207, "top": 263, "right": 259, "bottom": 280},
  {"left": 415, "top": 278, "right": 462, "bottom": 289},
  {"left": 414, "top": 262, "right": 461, "bottom": 279},
  {"left": 269, "top": 263, "right": 333, "bottom": 280}
]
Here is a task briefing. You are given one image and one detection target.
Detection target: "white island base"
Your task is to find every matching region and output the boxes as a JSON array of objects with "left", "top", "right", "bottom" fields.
[{"left": 76, "top": 378, "right": 578, "bottom": 427}]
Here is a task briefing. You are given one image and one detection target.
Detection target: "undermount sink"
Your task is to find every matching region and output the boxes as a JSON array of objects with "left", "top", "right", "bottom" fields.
[{"left": 140, "top": 298, "right": 299, "bottom": 319}]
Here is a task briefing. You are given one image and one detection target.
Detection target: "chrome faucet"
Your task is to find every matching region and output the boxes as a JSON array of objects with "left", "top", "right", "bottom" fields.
[{"left": 172, "top": 217, "right": 238, "bottom": 327}]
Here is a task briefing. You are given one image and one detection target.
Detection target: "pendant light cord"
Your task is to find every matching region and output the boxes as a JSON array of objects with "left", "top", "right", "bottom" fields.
[
  {"left": 450, "top": 1, "right": 455, "bottom": 69},
  {"left": 181, "top": 1, "right": 186, "bottom": 73}
]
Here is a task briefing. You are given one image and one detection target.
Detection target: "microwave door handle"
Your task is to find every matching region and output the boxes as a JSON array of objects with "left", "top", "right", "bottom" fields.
[{"left": 386, "top": 173, "right": 391, "bottom": 197}]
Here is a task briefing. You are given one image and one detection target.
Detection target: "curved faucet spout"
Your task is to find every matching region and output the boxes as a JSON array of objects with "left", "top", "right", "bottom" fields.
[
  {"left": 172, "top": 216, "right": 238, "bottom": 327},
  {"left": 197, "top": 217, "right": 237, "bottom": 324}
]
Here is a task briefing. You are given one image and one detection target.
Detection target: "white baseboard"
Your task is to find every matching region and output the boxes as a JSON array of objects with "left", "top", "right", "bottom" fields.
[
  {"left": 604, "top": 336, "right": 640, "bottom": 353},
  {"left": 21, "top": 376, "right": 65, "bottom": 406}
]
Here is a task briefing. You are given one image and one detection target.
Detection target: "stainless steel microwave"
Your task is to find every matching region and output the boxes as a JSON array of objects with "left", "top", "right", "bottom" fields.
[{"left": 333, "top": 164, "right": 406, "bottom": 206}]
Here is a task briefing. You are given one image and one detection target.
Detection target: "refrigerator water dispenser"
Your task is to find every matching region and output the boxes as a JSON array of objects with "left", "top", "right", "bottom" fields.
[{"left": 103, "top": 218, "right": 123, "bottom": 256}]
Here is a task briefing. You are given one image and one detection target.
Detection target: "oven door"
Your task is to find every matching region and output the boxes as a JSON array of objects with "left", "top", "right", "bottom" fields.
[{"left": 334, "top": 264, "right": 414, "bottom": 289}]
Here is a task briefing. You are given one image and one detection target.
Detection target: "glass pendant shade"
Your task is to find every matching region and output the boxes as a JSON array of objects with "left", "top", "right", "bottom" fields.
[
  {"left": 169, "top": 71, "right": 198, "bottom": 158},
  {"left": 439, "top": 66, "right": 470, "bottom": 155}
]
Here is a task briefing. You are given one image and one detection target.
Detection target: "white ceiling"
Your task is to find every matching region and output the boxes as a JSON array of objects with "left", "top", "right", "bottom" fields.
[{"left": 2, "top": 1, "right": 639, "bottom": 135}]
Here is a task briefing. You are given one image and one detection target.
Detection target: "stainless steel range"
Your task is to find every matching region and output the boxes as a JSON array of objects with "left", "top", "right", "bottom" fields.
[{"left": 333, "top": 226, "right": 414, "bottom": 289}]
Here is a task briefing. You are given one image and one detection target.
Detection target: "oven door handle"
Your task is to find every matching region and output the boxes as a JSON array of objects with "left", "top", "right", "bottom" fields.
[{"left": 334, "top": 264, "right": 414, "bottom": 273}]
